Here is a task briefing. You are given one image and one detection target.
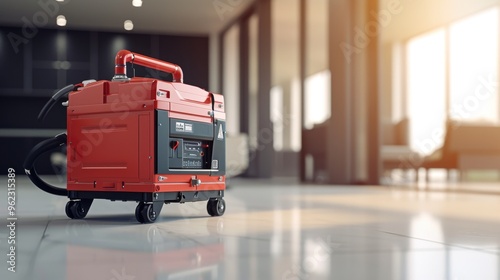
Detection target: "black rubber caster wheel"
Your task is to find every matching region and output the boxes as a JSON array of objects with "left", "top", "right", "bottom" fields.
[
  {"left": 135, "top": 202, "right": 162, "bottom": 223},
  {"left": 207, "top": 198, "right": 225, "bottom": 217},
  {"left": 65, "top": 201, "right": 75, "bottom": 219},
  {"left": 207, "top": 200, "right": 214, "bottom": 216},
  {"left": 135, "top": 202, "right": 145, "bottom": 223},
  {"left": 65, "top": 199, "right": 92, "bottom": 219}
]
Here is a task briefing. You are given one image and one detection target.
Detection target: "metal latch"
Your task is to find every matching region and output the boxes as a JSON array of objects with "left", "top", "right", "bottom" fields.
[{"left": 191, "top": 178, "right": 201, "bottom": 187}]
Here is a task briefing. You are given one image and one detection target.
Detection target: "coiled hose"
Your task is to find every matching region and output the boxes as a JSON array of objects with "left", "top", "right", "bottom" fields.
[{"left": 23, "top": 133, "right": 68, "bottom": 196}]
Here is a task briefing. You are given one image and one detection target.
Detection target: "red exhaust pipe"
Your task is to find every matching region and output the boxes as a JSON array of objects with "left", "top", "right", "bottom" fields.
[{"left": 114, "top": 49, "right": 184, "bottom": 83}]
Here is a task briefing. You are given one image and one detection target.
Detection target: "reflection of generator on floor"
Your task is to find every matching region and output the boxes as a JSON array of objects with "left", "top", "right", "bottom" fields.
[{"left": 24, "top": 50, "right": 227, "bottom": 223}]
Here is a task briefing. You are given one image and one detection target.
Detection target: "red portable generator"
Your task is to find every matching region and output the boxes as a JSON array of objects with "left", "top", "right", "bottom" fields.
[{"left": 24, "top": 50, "right": 227, "bottom": 223}]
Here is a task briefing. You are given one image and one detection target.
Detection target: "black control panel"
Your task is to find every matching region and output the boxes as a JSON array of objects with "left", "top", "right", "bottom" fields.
[
  {"left": 182, "top": 140, "right": 203, "bottom": 168},
  {"left": 168, "top": 138, "right": 209, "bottom": 169},
  {"left": 156, "top": 112, "right": 225, "bottom": 174}
]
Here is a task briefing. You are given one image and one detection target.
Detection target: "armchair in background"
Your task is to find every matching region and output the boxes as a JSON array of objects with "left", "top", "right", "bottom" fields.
[
  {"left": 381, "top": 118, "right": 421, "bottom": 180},
  {"left": 421, "top": 121, "right": 500, "bottom": 181}
]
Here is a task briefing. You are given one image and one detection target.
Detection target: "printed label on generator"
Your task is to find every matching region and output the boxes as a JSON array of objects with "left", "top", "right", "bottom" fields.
[
  {"left": 175, "top": 122, "right": 193, "bottom": 133},
  {"left": 176, "top": 122, "right": 185, "bottom": 132}
]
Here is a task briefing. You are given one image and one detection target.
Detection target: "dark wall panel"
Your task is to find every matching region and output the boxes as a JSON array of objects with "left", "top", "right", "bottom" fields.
[
  {"left": 159, "top": 35, "right": 209, "bottom": 89},
  {"left": 32, "top": 29, "right": 60, "bottom": 61},
  {"left": 0, "top": 27, "right": 24, "bottom": 89},
  {"left": 32, "top": 68, "right": 58, "bottom": 89},
  {"left": 0, "top": 96, "right": 67, "bottom": 129},
  {"left": 65, "top": 30, "right": 91, "bottom": 62}
]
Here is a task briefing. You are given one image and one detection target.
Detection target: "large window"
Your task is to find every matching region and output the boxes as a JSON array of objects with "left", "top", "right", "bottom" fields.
[
  {"left": 304, "top": 70, "right": 331, "bottom": 129},
  {"left": 405, "top": 7, "right": 499, "bottom": 155},
  {"left": 449, "top": 8, "right": 499, "bottom": 123},
  {"left": 406, "top": 29, "right": 446, "bottom": 155},
  {"left": 223, "top": 25, "right": 240, "bottom": 135}
]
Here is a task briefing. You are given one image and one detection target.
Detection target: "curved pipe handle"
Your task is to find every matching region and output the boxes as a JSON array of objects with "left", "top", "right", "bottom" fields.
[{"left": 114, "top": 49, "right": 184, "bottom": 83}]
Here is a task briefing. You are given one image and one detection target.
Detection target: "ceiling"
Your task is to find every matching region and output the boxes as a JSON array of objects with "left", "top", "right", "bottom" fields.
[
  {"left": 0, "top": 0, "right": 255, "bottom": 35},
  {"left": 380, "top": 0, "right": 499, "bottom": 43}
]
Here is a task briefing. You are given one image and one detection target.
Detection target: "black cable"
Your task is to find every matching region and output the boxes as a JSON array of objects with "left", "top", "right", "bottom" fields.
[
  {"left": 23, "top": 133, "right": 68, "bottom": 196},
  {"left": 38, "top": 84, "right": 74, "bottom": 121}
]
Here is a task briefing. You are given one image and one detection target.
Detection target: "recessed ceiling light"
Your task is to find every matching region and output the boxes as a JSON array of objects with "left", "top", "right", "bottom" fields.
[
  {"left": 56, "top": 15, "right": 67, "bottom": 27},
  {"left": 132, "top": 0, "right": 142, "bottom": 7},
  {"left": 56, "top": 0, "right": 64, "bottom": 2},
  {"left": 124, "top": 20, "right": 134, "bottom": 31}
]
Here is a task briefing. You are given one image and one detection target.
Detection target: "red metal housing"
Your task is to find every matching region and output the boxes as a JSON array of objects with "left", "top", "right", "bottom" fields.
[{"left": 63, "top": 50, "right": 226, "bottom": 222}]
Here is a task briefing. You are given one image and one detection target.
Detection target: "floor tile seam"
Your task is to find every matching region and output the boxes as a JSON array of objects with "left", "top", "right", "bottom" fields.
[{"left": 378, "top": 230, "right": 500, "bottom": 255}]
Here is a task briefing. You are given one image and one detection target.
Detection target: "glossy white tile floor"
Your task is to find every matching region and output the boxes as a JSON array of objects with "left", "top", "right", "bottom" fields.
[{"left": 1, "top": 176, "right": 500, "bottom": 280}]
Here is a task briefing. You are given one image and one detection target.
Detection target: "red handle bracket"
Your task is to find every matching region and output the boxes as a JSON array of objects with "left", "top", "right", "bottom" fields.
[{"left": 113, "top": 49, "right": 184, "bottom": 83}]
